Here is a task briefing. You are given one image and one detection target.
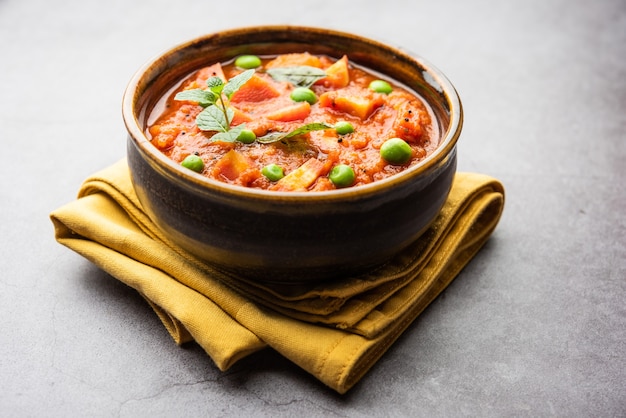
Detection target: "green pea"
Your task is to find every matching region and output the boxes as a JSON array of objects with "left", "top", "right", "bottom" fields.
[
  {"left": 335, "top": 121, "right": 354, "bottom": 135},
  {"left": 329, "top": 164, "right": 356, "bottom": 188},
  {"left": 181, "top": 154, "right": 204, "bottom": 173},
  {"left": 261, "top": 164, "right": 284, "bottom": 181},
  {"left": 235, "top": 55, "right": 262, "bottom": 69},
  {"left": 290, "top": 87, "right": 318, "bottom": 104},
  {"left": 369, "top": 79, "right": 393, "bottom": 94},
  {"left": 236, "top": 129, "right": 256, "bottom": 144},
  {"left": 380, "top": 138, "right": 412, "bottom": 165}
]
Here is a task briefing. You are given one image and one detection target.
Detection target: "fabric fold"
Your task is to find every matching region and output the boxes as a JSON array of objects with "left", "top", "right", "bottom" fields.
[{"left": 50, "top": 159, "right": 504, "bottom": 393}]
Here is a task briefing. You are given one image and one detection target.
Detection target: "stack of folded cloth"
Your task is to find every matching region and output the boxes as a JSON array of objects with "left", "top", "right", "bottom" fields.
[{"left": 50, "top": 159, "right": 504, "bottom": 394}]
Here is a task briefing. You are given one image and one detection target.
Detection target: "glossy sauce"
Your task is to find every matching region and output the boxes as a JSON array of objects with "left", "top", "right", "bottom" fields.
[{"left": 147, "top": 53, "right": 439, "bottom": 191}]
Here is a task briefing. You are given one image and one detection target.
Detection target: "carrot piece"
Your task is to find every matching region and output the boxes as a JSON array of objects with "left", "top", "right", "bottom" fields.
[
  {"left": 316, "top": 55, "right": 350, "bottom": 88},
  {"left": 271, "top": 158, "right": 326, "bottom": 191},
  {"left": 197, "top": 63, "right": 227, "bottom": 83},
  {"left": 231, "top": 107, "right": 252, "bottom": 126},
  {"left": 265, "top": 101, "right": 311, "bottom": 122},
  {"left": 319, "top": 90, "right": 383, "bottom": 119},
  {"left": 229, "top": 74, "right": 281, "bottom": 103},
  {"left": 265, "top": 52, "right": 322, "bottom": 69},
  {"left": 212, "top": 149, "right": 253, "bottom": 181}
]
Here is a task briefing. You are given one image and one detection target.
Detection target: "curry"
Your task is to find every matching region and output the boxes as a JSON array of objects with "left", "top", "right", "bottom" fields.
[{"left": 147, "top": 53, "right": 439, "bottom": 191}]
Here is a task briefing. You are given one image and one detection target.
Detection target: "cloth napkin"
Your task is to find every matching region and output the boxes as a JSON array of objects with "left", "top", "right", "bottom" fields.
[{"left": 50, "top": 159, "right": 504, "bottom": 394}]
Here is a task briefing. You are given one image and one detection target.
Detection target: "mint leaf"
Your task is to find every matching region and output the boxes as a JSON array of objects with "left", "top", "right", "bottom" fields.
[
  {"left": 206, "top": 76, "right": 225, "bottom": 96},
  {"left": 210, "top": 124, "right": 246, "bottom": 143},
  {"left": 206, "top": 76, "right": 224, "bottom": 88},
  {"left": 256, "top": 122, "right": 333, "bottom": 144},
  {"left": 196, "top": 105, "right": 233, "bottom": 132},
  {"left": 223, "top": 69, "right": 255, "bottom": 98},
  {"left": 267, "top": 66, "right": 327, "bottom": 88},
  {"left": 284, "top": 122, "right": 333, "bottom": 137},
  {"left": 174, "top": 89, "right": 217, "bottom": 107}
]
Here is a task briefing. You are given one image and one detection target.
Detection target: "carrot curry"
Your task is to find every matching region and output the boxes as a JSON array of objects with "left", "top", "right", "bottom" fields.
[{"left": 146, "top": 52, "right": 439, "bottom": 191}]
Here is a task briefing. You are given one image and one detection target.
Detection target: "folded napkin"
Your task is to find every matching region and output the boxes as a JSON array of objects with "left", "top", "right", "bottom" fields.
[{"left": 50, "top": 159, "right": 504, "bottom": 394}]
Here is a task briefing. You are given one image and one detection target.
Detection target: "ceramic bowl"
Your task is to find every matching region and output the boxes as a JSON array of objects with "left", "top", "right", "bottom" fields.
[{"left": 122, "top": 25, "right": 463, "bottom": 284}]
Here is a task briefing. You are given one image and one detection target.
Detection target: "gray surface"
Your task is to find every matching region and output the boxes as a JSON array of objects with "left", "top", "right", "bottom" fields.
[{"left": 1, "top": 0, "right": 624, "bottom": 416}]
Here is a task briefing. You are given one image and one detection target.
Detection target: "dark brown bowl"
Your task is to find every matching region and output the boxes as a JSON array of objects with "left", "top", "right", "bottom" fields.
[{"left": 122, "top": 25, "right": 463, "bottom": 284}]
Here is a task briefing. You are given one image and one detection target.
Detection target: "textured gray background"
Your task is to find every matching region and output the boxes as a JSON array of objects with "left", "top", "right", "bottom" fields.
[{"left": 1, "top": 0, "right": 624, "bottom": 416}]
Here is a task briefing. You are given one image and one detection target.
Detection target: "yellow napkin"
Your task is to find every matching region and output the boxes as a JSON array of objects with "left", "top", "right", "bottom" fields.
[{"left": 50, "top": 159, "right": 504, "bottom": 394}]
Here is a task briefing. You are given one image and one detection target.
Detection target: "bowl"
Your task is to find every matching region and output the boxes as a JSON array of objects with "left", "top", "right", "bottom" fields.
[{"left": 122, "top": 25, "right": 463, "bottom": 284}]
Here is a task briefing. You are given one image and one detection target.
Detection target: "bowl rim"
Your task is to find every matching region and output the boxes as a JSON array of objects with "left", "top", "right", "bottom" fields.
[{"left": 122, "top": 25, "right": 463, "bottom": 203}]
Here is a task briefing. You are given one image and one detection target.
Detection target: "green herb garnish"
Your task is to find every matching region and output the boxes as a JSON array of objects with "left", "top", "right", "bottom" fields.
[
  {"left": 266, "top": 66, "right": 327, "bottom": 88},
  {"left": 256, "top": 122, "right": 333, "bottom": 144},
  {"left": 173, "top": 89, "right": 217, "bottom": 107},
  {"left": 174, "top": 69, "right": 254, "bottom": 142}
]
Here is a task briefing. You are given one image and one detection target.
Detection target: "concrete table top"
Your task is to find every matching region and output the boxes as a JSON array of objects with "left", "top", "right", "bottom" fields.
[{"left": 1, "top": 0, "right": 624, "bottom": 416}]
